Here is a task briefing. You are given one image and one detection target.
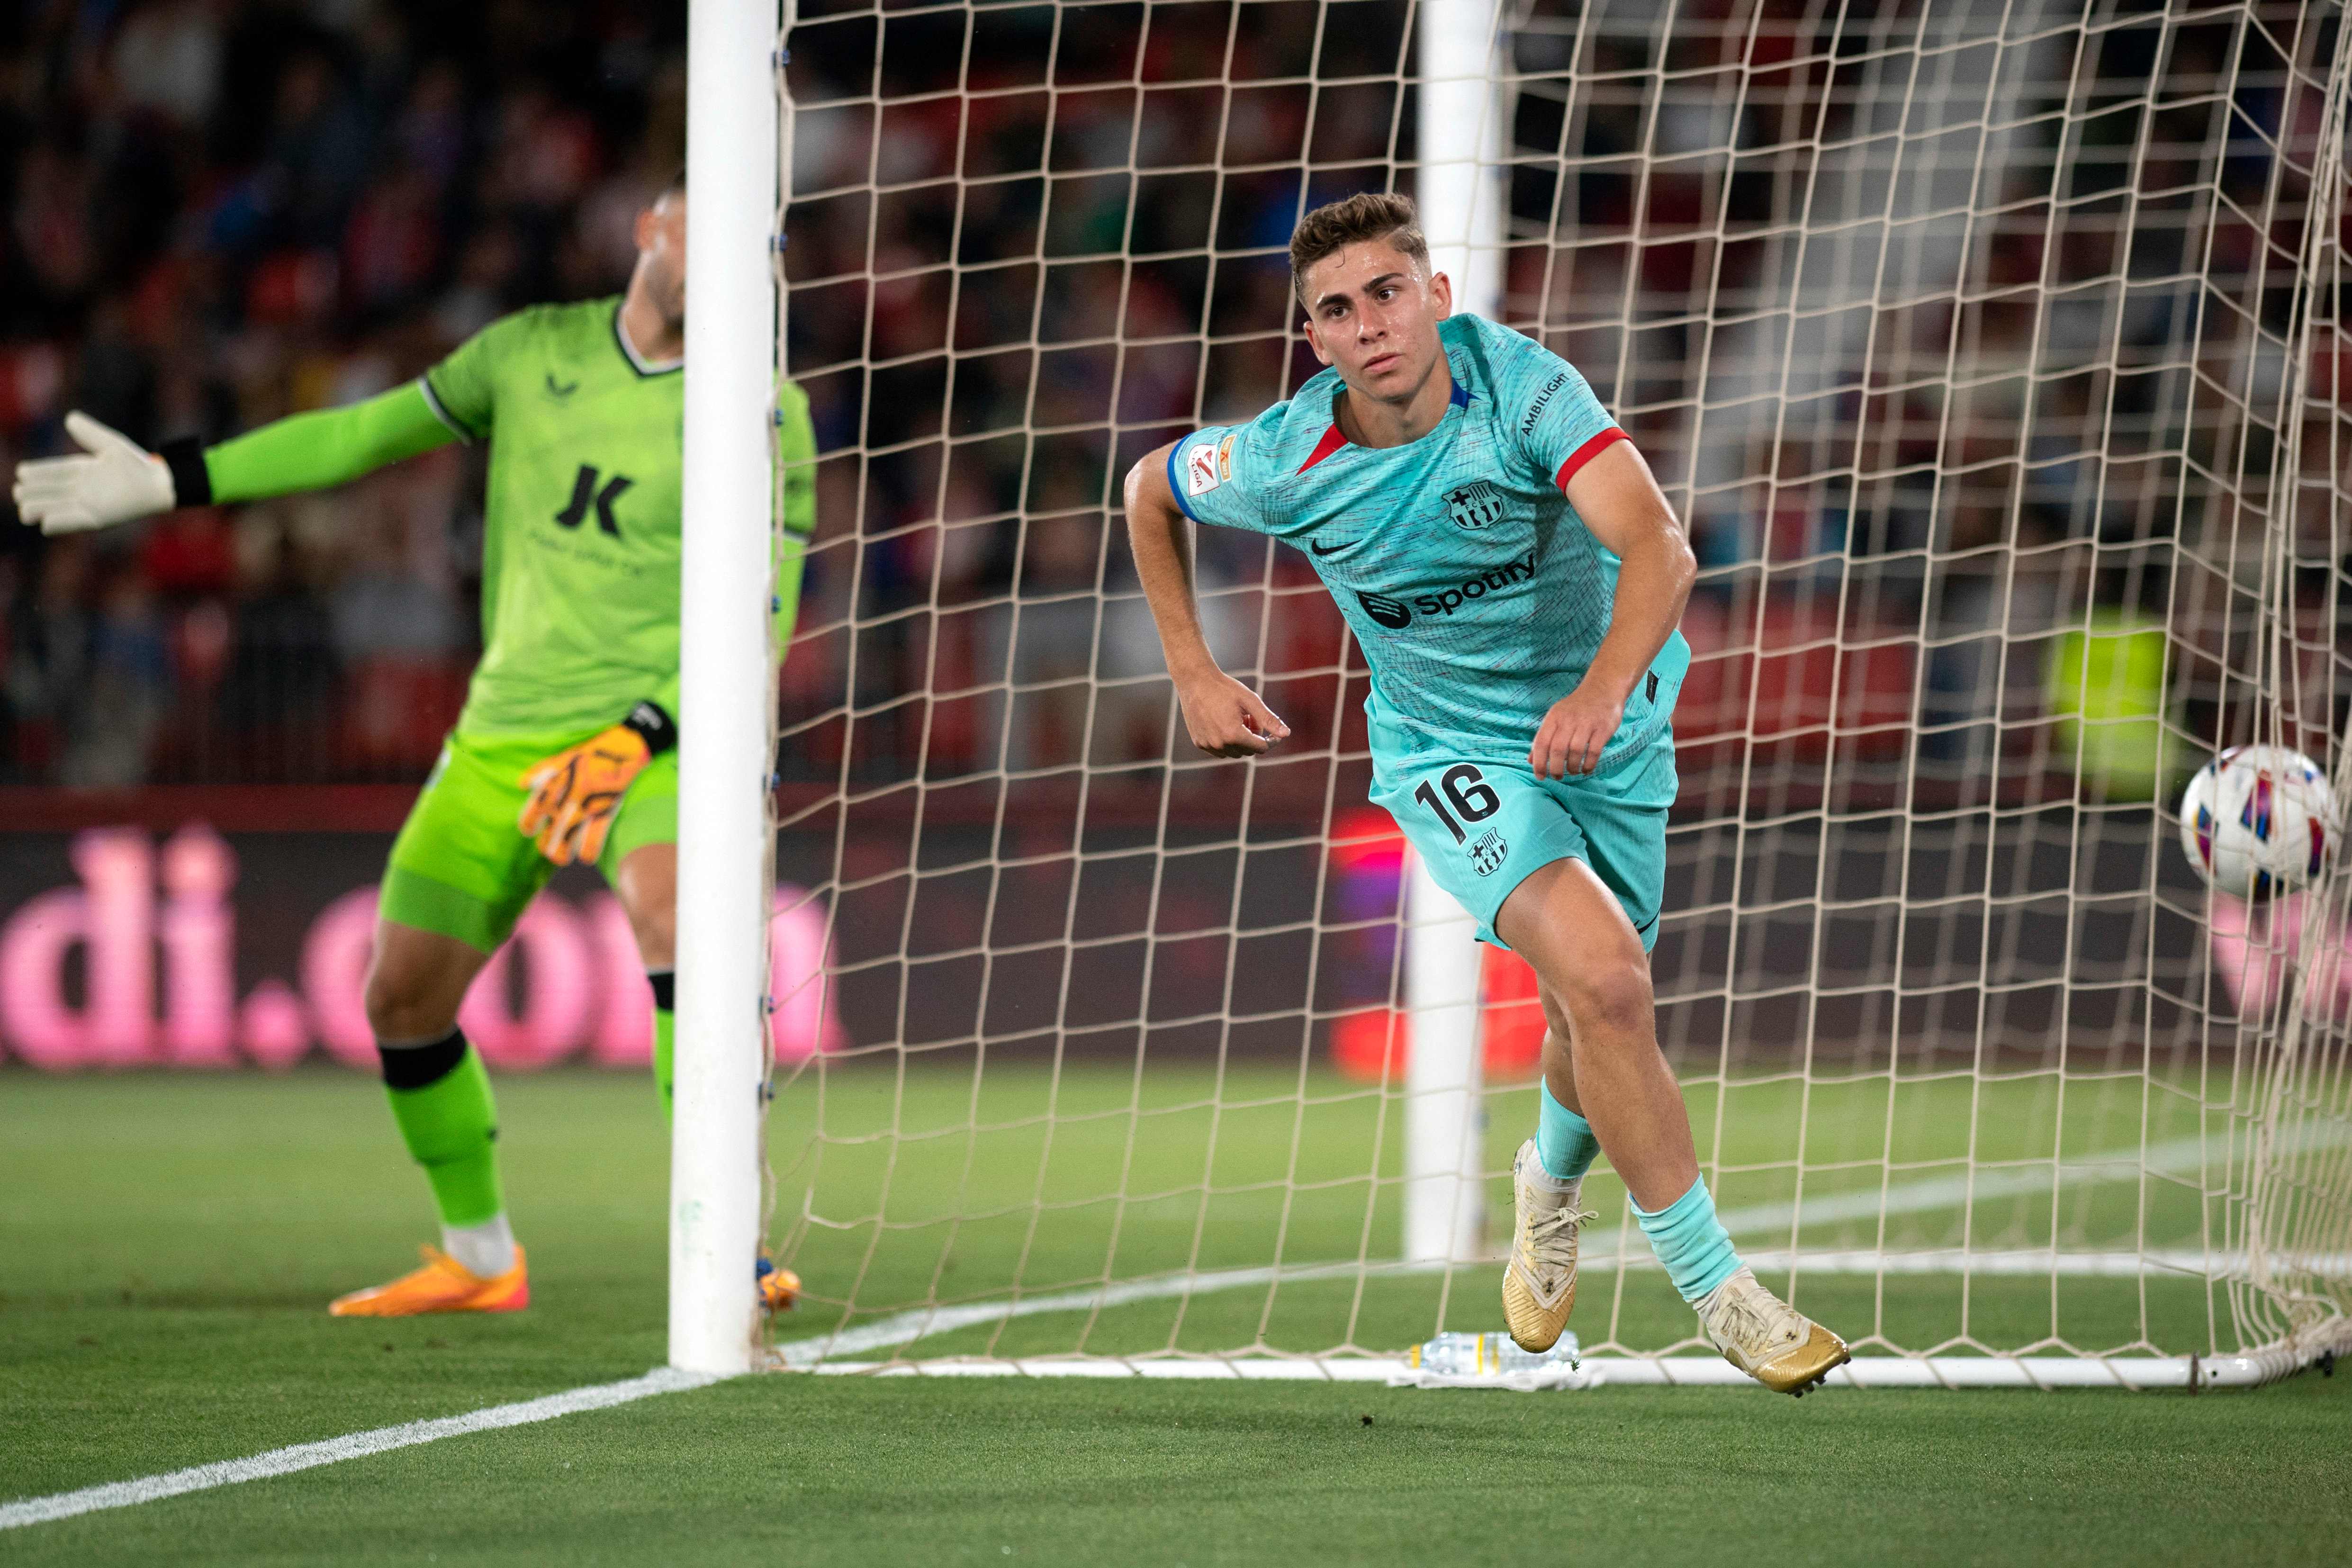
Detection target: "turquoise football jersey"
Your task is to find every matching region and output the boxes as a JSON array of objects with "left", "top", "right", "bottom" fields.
[{"left": 1170, "top": 312, "right": 1689, "bottom": 773}]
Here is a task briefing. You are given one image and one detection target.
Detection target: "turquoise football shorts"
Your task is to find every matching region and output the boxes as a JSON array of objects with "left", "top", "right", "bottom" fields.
[{"left": 1371, "top": 732, "right": 1677, "bottom": 952}]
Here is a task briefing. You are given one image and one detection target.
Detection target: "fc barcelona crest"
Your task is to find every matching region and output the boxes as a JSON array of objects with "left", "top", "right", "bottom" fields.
[
  {"left": 1443, "top": 479, "right": 1506, "bottom": 531},
  {"left": 1470, "top": 828, "right": 1509, "bottom": 877}
]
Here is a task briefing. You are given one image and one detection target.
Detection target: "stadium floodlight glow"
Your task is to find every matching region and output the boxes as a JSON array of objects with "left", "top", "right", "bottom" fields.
[
  {"left": 758, "top": 0, "right": 2352, "bottom": 1388},
  {"left": 669, "top": 0, "right": 779, "bottom": 1378}
]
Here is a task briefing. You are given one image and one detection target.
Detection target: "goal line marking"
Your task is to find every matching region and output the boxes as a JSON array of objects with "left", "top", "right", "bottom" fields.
[
  {"left": 778, "top": 1124, "right": 2351, "bottom": 1366},
  {"left": 15, "top": 1128, "right": 2341, "bottom": 1529},
  {"left": 0, "top": 1367, "right": 718, "bottom": 1533},
  {"left": 774, "top": 1242, "right": 2352, "bottom": 1367}
]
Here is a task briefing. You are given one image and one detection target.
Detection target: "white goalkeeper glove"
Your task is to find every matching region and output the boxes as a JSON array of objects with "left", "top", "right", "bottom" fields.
[{"left": 12, "top": 411, "right": 180, "bottom": 534}]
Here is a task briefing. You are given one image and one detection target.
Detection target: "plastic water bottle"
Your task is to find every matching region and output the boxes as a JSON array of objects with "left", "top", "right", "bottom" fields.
[{"left": 1406, "top": 1330, "right": 1580, "bottom": 1376}]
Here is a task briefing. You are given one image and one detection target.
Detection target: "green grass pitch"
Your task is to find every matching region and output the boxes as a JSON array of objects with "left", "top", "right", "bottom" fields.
[
  {"left": 774, "top": 1057, "right": 2240, "bottom": 1361},
  {"left": 5, "top": 1069, "right": 2349, "bottom": 1566}
]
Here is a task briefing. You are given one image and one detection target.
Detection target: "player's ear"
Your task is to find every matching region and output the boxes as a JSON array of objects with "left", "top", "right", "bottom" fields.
[
  {"left": 1301, "top": 315, "right": 1333, "bottom": 367},
  {"left": 1428, "top": 269, "right": 1453, "bottom": 318}
]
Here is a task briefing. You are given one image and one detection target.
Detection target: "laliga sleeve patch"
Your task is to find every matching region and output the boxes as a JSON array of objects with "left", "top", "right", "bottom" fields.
[{"left": 1186, "top": 441, "right": 1223, "bottom": 496}]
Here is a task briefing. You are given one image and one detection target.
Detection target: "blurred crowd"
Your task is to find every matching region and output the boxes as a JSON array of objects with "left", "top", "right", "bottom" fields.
[
  {"left": 0, "top": 0, "right": 683, "bottom": 783},
  {"left": 777, "top": 1, "right": 2339, "bottom": 802},
  {"left": 0, "top": 1, "right": 2339, "bottom": 794}
]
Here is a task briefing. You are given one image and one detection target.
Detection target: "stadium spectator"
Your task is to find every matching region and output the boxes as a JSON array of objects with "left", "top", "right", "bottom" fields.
[{"left": 0, "top": 0, "right": 2302, "bottom": 795}]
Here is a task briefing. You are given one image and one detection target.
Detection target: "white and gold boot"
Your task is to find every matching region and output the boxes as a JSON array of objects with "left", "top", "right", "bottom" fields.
[
  {"left": 1696, "top": 1266, "right": 1849, "bottom": 1395},
  {"left": 1502, "top": 1139, "right": 1595, "bottom": 1353}
]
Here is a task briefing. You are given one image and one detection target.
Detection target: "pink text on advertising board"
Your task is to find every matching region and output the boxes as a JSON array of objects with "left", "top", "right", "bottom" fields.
[{"left": 0, "top": 825, "right": 847, "bottom": 1071}]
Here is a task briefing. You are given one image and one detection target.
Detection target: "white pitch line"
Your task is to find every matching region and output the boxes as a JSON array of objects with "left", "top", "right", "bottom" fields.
[
  {"left": 772, "top": 1257, "right": 1415, "bottom": 1366},
  {"left": 1592, "top": 1246, "right": 2352, "bottom": 1278},
  {"left": 778, "top": 1244, "right": 2352, "bottom": 1368},
  {"left": 777, "top": 1124, "right": 2352, "bottom": 1366},
  {"left": 20, "top": 1126, "right": 2348, "bottom": 1527},
  {"left": 1712, "top": 1121, "right": 2349, "bottom": 1240},
  {"left": 0, "top": 1367, "right": 717, "bottom": 1533}
]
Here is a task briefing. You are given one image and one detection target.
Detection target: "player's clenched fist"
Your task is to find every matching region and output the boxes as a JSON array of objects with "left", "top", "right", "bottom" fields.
[
  {"left": 517, "top": 701, "right": 676, "bottom": 865},
  {"left": 1532, "top": 681, "right": 1625, "bottom": 778},
  {"left": 1174, "top": 668, "right": 1290, "bottom": 758}
]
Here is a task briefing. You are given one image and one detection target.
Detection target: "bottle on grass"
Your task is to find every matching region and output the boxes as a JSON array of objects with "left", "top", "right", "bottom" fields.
[{"left": 1406, "top": 1330, "right": 1580, "bottom": 1376}]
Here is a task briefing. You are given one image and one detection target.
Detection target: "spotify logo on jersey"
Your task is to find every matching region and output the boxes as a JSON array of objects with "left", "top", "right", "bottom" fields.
[{"left": 1353, "top": 551, "right": 1540, "bottom": 633}]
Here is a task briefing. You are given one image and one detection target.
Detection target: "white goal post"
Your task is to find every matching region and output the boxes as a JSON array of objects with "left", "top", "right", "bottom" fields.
[
  {"left": 671, "top": 0, "right": 782, "bottom": 1377},
  {"left": 1398, "top": 0, "right": 1508, "bottom": 1270},
  {"left": 671, "top": 0, "right": 2352, "bottom": 1388}
]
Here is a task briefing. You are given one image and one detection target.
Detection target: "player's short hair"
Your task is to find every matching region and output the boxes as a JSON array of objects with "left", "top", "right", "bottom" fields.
[
  {"left": 1289, "top": 191, "right": 1430, "bottom": 306},
  {"left": 664, "top": 164, "right": 685, "bottom": 196}
]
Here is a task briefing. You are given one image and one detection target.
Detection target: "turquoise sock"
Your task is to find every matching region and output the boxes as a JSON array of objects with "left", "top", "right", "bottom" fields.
[
  {"left": 1633, "top": 1177, "right": 1742, "bottom": 1303},
  {"left": 1535, "top": 1081, "right": 1600, "bottom": 1183}
]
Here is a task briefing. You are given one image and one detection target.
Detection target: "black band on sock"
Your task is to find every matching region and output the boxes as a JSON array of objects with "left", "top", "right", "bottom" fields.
[
  {"left": 647, "top": 970, "right": 675, "bottom": 1012},
  {"left": 378, "top": 1027, "right": 468, "bottom": 1090},
  {"left": 156, "top": 437, "right": 212, "bottom": 508}
]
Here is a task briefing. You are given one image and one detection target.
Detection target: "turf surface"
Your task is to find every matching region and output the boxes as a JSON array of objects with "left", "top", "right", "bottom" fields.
[
  {"left": 778, "top": 1056, "right": 2237, "bottom": 1360},
  {"left": 5, "top": 1070, "right": 2348, "bottom": 1566}
]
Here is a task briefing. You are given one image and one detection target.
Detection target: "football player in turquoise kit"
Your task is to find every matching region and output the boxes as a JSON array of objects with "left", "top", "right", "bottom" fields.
[{"left": 1123, "top": 192, "right": 1847, "bottom": 1394}]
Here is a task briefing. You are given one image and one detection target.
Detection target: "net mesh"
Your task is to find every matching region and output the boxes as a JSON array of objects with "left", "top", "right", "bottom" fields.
[{"left": 763, "top": 0, "right": 2352, "bottom": 1372}]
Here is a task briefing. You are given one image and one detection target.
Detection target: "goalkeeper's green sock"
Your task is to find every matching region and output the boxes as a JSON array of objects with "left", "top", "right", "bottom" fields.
[
  {"left": 648, "top": 970, "right": 675, "bottom": 1114},
  {"left": 378, "top": 1027, "right": 514, "bottom": 1277}
]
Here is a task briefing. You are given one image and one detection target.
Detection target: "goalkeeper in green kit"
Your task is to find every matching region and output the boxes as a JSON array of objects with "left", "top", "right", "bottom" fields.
[{"left": 12, "top": 177, "right": 816, "bottom": 1318}]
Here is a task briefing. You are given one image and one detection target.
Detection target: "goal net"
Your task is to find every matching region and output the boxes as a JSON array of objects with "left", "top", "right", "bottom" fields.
[{"left": 756, "top": 0, "right": 2352, "bottom": 1385}]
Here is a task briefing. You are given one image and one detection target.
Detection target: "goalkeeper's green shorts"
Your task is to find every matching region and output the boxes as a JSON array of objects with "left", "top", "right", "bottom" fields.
[{"left": 379, "top": 728, "right": 679, "bottom": 954}]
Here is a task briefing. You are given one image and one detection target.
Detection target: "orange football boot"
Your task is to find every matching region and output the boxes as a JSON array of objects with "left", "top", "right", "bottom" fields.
[{"left": 328, "top": 1245, "right": 530, "bottom": 1317}]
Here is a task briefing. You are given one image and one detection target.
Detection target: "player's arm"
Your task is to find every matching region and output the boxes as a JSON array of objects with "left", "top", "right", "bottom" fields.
[
  {"left": 11, "top": 386, "right": 458, "bottom": 533},
  {"left": 1533, "top": 441, "right": 1696, "bottom": 778},
  {"left": 1123, "top": 442, "right": 1290, "bottom": 758}
]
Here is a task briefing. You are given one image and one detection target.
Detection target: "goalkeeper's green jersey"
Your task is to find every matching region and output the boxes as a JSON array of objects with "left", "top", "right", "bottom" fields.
[{"left": 201, "top": 295, "right": 817, "bottom": 740}]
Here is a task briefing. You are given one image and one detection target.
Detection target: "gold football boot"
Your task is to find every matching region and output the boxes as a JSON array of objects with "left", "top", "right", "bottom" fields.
[
  {"left": 1502, "top": 1139, "right": 1595, "bottom": 1352},
  {"left": 1695, "top": 1266, "right": 1850, "bottom": 1395}
]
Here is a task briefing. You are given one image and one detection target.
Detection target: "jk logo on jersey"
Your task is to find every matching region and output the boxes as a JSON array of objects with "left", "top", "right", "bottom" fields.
[
  {"left": 555, "top": 464, "right": 632, "bottom": 536},
  {"left": 1443, "top": 479, "right": 1506, "bottom": 531}
]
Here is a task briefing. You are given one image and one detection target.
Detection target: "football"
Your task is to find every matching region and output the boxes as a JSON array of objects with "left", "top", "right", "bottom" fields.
[{"left": 2178, "top": 745, "right": 2341, "bottom": 895}]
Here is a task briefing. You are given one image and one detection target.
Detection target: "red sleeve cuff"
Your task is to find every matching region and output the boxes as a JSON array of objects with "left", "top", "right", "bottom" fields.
[{"left": 1554, "top": 427, "right": 1629, "bottom": 492}]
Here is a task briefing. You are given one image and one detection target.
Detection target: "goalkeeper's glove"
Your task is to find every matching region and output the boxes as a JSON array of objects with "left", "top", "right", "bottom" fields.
[
  {"left": 517, "top": 701, "right": 677, "bottom": 867},
  {"left": 12, "top": 411, "right": 190, "bottom": 533}
]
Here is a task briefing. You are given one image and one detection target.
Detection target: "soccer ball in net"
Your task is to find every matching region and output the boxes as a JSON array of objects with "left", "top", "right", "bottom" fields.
[{"left": 2177, "top": 746, "right": 2341, "bottom": 897}]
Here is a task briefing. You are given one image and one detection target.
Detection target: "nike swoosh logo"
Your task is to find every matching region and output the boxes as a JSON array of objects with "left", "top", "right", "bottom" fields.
[
  {"left": 1309, "top": 539, "right": 1350, "bottom": 556},
  {"left": 545, "top": 373, "right": 580, "bottom": 398}
]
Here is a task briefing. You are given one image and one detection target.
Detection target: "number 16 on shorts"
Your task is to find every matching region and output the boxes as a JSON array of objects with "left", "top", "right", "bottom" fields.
[
  {"left": 1412, "top": 764, "right": 1510, "bottom": 879},
  {"left": 1377, "top": 741, "right": 1676, "bottom": 951},
  {"left": 1377, "top": 753, "right": 1653, "bottom": 950}
]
